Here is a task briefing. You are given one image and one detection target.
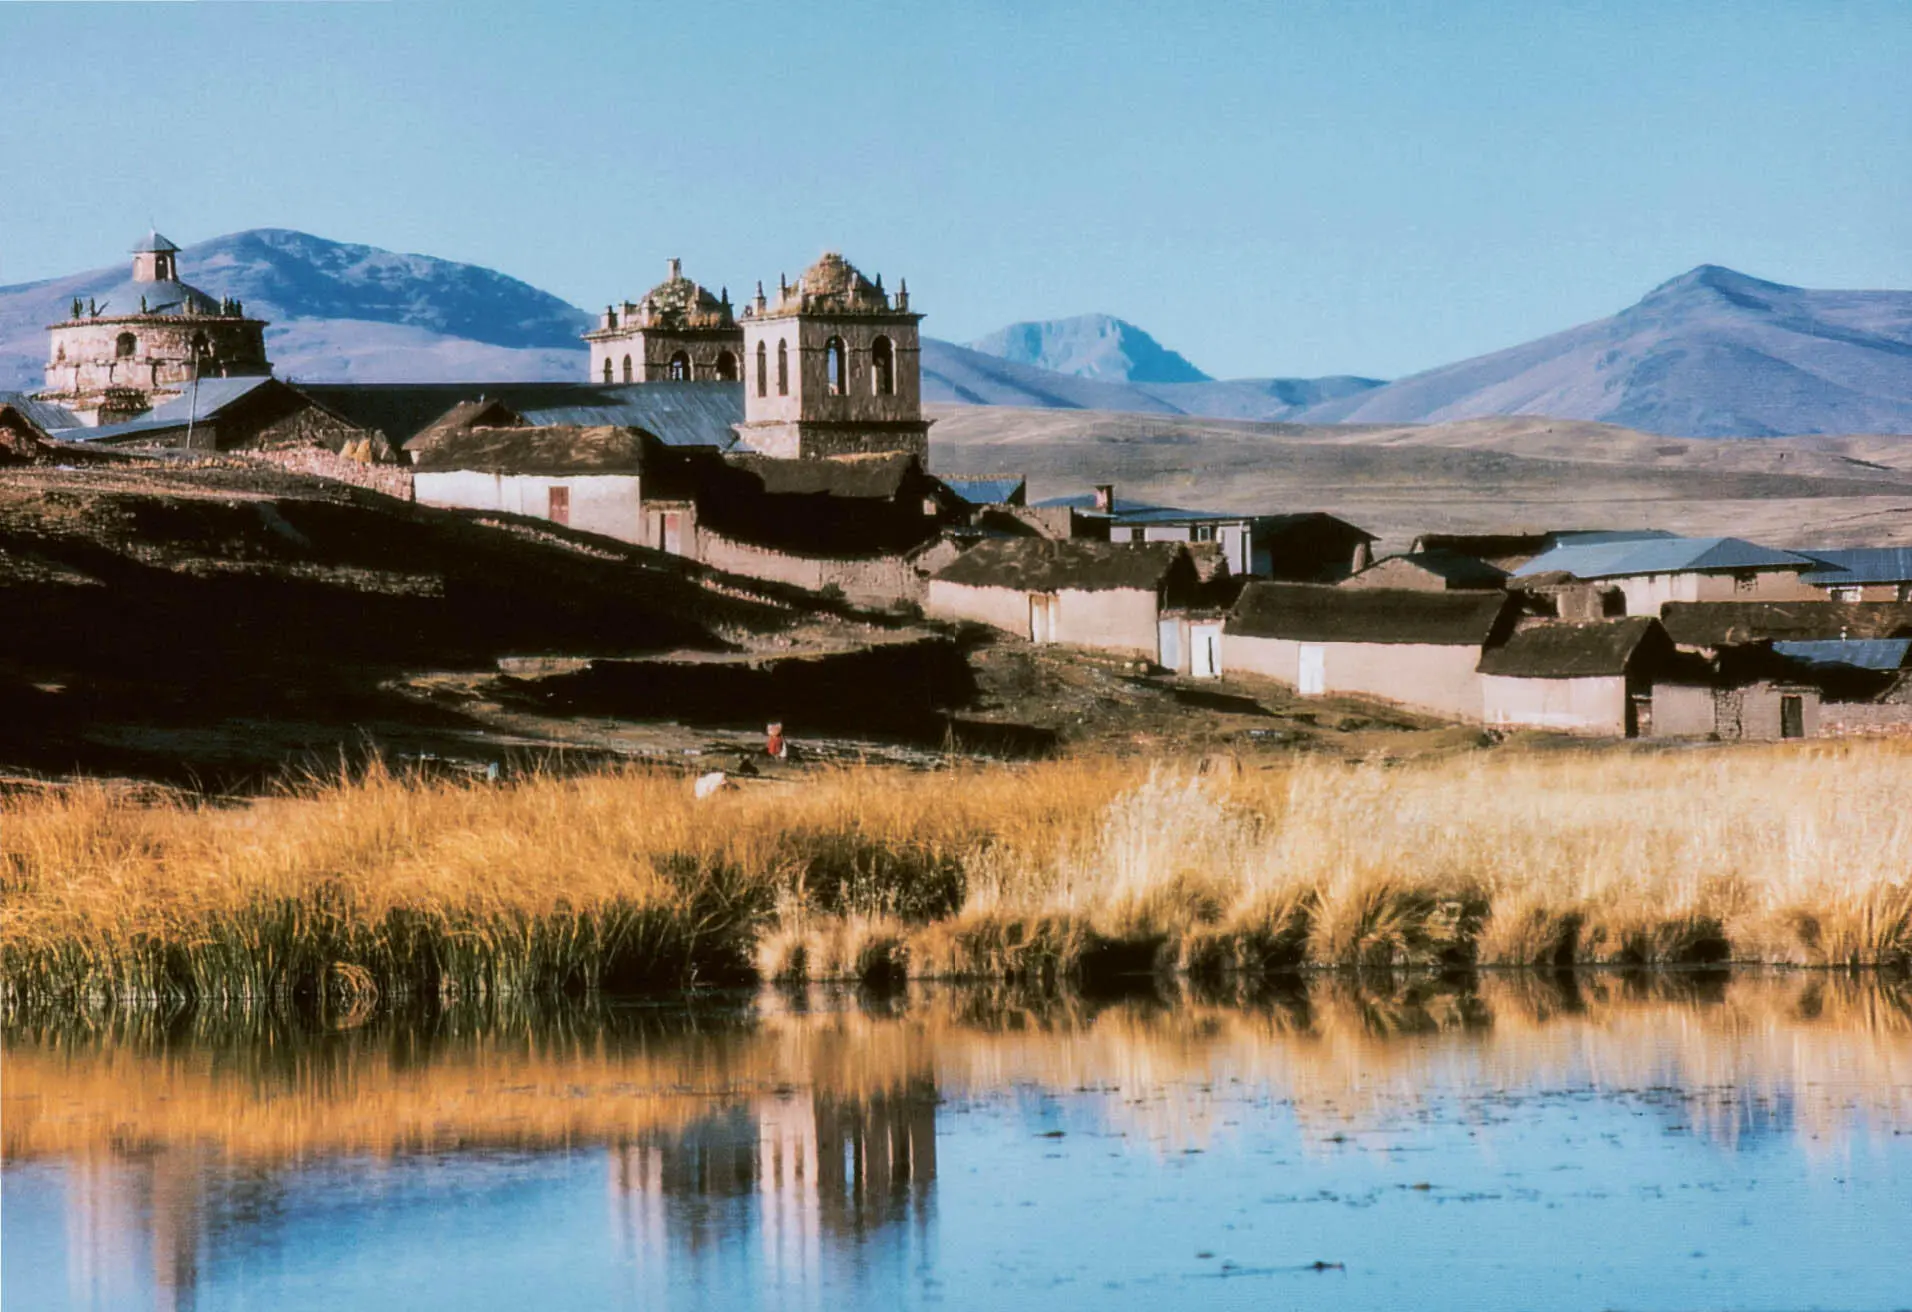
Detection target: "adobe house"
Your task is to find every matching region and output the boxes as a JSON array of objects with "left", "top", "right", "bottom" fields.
[
  {"left": 1512, "top": 536, "right": 1819, "bottom": 618},
  {"left": 409, "top": 424, "right": 671, "bottom": 544},
  {"left": 1658, "top": 600, "right": 1912, "bottom": 656},
  {"left": 1792, "top": 548, "right": 1912, "bottom": 602},
  {"left": 1477, "top": 617, "right": 1676, "bottom": 737},
  {"left": 1035, "top": 486, "right": 1374, "bottom": 580},
  {"left": 927, "top": 539, "right": 1203, "bottom": 660},
  {"left": 1653, "top": 628, "right": 1912, "bottom": 741},
  {"left": 1223, "top": 583, "right": 1515, "bottom": 720},
  {"left": 1341, "top": 549, "right": 1508, "bottom": 592},
  {"left": 72, "top": 376, "right": 389, "bottom": 459}
]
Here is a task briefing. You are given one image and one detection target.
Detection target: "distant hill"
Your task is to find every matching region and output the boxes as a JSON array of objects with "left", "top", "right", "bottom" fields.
[
  {"left": 965, "top": 313, "right": 1211, "bottom": 383},
  {"left": 1298, "top": 266, "right": 1912, "bottom": 437},
  {"left": 6, "top": 234, "right": 1908, "bottom": 437},
  {"left": 0, "top": 229, "right": 593, "bottom": 390},
  {"left": 922, "top": 338, "right": 1380, "bottom": 420}
]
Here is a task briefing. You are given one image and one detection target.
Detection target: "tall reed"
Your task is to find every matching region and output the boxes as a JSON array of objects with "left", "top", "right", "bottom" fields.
[{"left": 5, "top": 744, "right": 1912, "bottom": 1007}]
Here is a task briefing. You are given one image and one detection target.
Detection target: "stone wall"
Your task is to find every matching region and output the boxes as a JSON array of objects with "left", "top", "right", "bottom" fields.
[
  {"left": 737, "top": 310, "right": 927, "bottom": 458},
  {"left": 239, "top": 449, "right": 416, "bottom": 499},
  {"left": 43, "top": 315, "right": 269, "bottom": 413},
  {"left": 587, "top": 327, "right": 743, "bottom": 384},
  {"left": 696, "top": 528, "right": 924, "bottom": 608},
  {"left": 1818, "top": 702, "right": 1912, "bottom": 737}
]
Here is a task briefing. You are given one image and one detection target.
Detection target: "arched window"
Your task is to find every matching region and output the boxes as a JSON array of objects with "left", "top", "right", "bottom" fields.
[
  {"left": 715, "top": 350, "right": 738, "bottom": 382},
  {"left": 776, "top": 340, "right": 789, "bottom": 396},
  {"left": 191, "top": 332, "right": 210, "bottom": 357},
  {"left": 115, "top": 332, "right": 137, "bottom": 359},
  {"left": 603, "top": 359, "right": 614, "bottom": 384},
  {"left": 669, "top": 351, "right": 692, "bottom": 381},
  {"left": 825, "top": 336, "right": 847, "bottom": 395},
  {"left": 622, "top": 354, "right": 633, "bottom": 384},
  {"left": 756, "top": 341, "right": 768, "bottom": 398},
  {"left": 871, "top": 335, "right": 895, "bottom": 396}
]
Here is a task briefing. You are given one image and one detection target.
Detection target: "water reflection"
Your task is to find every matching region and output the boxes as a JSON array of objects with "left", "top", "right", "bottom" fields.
[{"left": 7, "top": 971, "right": 1912, "bottom": 1311}]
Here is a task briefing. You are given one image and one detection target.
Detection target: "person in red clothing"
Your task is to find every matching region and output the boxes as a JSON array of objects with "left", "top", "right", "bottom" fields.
[{"left": 765, "top": 722, "right": 787, "bottom": 759}]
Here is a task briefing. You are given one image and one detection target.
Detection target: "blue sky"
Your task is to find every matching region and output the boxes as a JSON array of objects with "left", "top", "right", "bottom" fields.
[{"left": 2, "top": 0, "right": 1907, "bottom": 379}]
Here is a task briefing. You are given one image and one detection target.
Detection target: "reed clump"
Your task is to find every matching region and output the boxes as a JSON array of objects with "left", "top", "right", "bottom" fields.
[{"left": 6, "top": 743, "right": 1912, "bottom": 1007}]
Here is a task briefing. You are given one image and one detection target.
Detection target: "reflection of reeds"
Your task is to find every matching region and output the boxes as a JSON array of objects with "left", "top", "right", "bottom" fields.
[
  {"left": 6, "top": 747, "right": 1912, "bottom": 1004},
  {"left": 7, "top": 974, "right": 1910, "bottom": 1167}
]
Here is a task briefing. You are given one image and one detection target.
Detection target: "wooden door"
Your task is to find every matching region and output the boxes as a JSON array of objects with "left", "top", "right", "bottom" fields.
[{"left": 547, "top": 486, "right": 570, "bottom": 527}]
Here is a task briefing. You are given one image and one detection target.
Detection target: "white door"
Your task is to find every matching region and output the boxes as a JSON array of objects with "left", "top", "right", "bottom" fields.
[
  {"left": 1029, "top": 594, "right": 1056, "bottom": 644},
  {"left": 1191, "top": 623, "right": 1222, "bottom": 679},
  {"left": 1298, "top": 643, "right": 1325, "bottom": 696},
  {"left": 1158, "top": 618, "right": 1182, "bottom": 671}
]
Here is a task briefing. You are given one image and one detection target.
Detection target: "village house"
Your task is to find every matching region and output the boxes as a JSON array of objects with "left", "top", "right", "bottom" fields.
[
  {"left": 38, "top": 232, "right": 270, "bottom": 427},
  {"left": 70, "top": 376, "right": 390, "bottom": 460},
  {"left": 1036, "top": 485, "right": 1374, "bottom": 580},
  {"left": 408, "top": 424, "right": 682, "bottom": 543},
  {"left": 1340, "top": 548, "right": 1509, "bottom": 592},
  {"left": 1223, "top": 583, "right": 1515, "bottom": 719},
  {"left": 926, "top": 538, "right": 1205, "bottom": 660},
  {"left": 1512, "top": 535, "right": 1820, "bottom": 618},
  {"left": 1476, "top": 617, "right": 1675, "bottom": 737},
  {"left": 1793, "top": 548, "right": 1912, "bottom": 602}
]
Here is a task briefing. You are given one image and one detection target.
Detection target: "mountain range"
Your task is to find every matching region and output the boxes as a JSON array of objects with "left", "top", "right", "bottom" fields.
[{"left": 2, "top": 230, "right": 1908, "bottom": 437}]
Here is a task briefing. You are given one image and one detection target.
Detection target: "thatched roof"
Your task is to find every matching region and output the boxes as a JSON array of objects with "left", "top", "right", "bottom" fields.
[
  {"left": 1660, "top": 600, "right": 1912, "bottom": 648},
  {"left": 1478, "top": 617, "right": 1664, "bottom": 678},
  {"left": 934, "top": 538, "right": 1187, "bottom": 593},
  {"left": 1227, "top": 583, "right": 1509, "bottom": 646},
  {"left": 726, "top": 452, "right": 919, "bottom": 500},
  {"left": 408, "top": 425, "right": 656, "bottom": 474}
]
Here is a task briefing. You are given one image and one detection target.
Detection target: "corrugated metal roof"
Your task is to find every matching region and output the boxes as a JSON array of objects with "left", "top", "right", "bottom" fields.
[
  {"left": 1034, "top": 493, "right": 1239, "bottom": 524},
  {"left": 1514, "top": 536, "right": 1815, "bottom": 581},
  {"left": 0, "top": 393, "right": 83, "bottom": 433},
  {"left": 306, "top": 382, "right": 744, "bottom": 450},
  {"left": 1797, "top": 548, "right": 1912, "bottom": 586},
  {"left": 72, "top": 376, "right": 278, "bottom": 442},
  {"left": 941, "top": 476, "right": 1025, "bottom": 506},
  {"left": 1771, "top": 638, "right": 1912, "bottom": 671}
]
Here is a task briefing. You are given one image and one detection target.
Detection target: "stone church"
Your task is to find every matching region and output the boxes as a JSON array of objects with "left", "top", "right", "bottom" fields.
[
  {"left": 39, "top": 232, "right": 271, "bottom": 426},
  {"left": 588, "top": 251, "right": 929, "bottom": 460}
]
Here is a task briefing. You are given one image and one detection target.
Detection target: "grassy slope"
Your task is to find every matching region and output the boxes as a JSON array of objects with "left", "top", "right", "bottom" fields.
[{"left": 928, "top": 406, "right": 1912, "bottom": 549}]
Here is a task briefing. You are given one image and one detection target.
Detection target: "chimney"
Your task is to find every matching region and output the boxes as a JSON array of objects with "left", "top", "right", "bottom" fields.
[{"left": 1094, "top": 483, "right": 1115, "bottom": 513}]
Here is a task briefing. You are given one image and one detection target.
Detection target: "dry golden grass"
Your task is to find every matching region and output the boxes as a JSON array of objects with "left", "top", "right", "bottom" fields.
[{"left": 4, "top": 744, "right": 1912, "bottom": 1006}]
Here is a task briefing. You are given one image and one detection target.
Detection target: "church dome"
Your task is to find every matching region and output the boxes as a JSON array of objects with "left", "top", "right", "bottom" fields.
[
  {"left": 635, "top": 258, "right": 733, "bottom": 330},
  {"left": 87, "top": 276, "right": 223, "bottom": 319},
  {"left": 792, "top": 252, "right": 890, "bottom": 313}
]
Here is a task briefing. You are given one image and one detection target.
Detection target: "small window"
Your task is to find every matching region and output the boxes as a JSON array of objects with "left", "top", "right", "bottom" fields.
[
  {"left": 1830, "top": 585, "right": 1864, "bottom": 603},
  {"left": 548, "top": 486, "right": 570, "bottom": 526},
  {"left": 871, "top": 335, "right": 895, "bottom": 396},
  {"left": 602, "top": 359, "right": 613, "bottom": 384},
  {"left": 1191, "top": 524, "right": 1218, "bottom": 543},
  {"left": 1734, "top": 572, "right": 1758, "bottom": 595},
  {"left": 622, "top": 354, "right": 633, "bottom": 384},
  {"left": 668, "top": 351, "right": 691, "bottom": 381},
  {"left": 756, "top": 342, "right": 768, "bottom": 398},
  {"left": 190, "top": 331, "right": 210, "bottom": 357},
  {"left": 776, "top": 340, "right": 789, "bottom": 396},
  {"left": 825, "top": 336, "right": 847, "bottom": 395},
  {"left": 115, "top": 332, "right": 136, "bottom": 358},
  {"left": 715, "top": 350, "right": 738, "bottom": 382}
]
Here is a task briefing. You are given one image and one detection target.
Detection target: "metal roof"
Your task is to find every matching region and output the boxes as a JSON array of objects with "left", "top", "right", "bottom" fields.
[
  {"left": 1034, "top": 493, "right": 1243, "bottom": 524},
  {"left": 1771, "top": 638, "right": 1912, "bottom": 671},
  {"left": 1514, "top": 536, "right": 1816, "bottom": 581},
  {"left": 305, "top": 382, "right": 744, "bottom": 450},
  {"left": 131, "top": 230, "right": 180, "bottom": 254},
  {"left": 941, "top": 476, "right": 1025, "bottom": 506},
  {"left": 73, "top": 376, "right": 278, "bottom": 442},
  {"left": 0, "top": 393, "right": 83, "bottom": 433},
  {"left": 1797, "top": 548, "right": 1912, "bottom": 586}
]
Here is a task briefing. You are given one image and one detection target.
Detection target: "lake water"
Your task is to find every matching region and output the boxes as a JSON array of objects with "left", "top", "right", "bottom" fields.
[{"left": 6, "top": 972, "right": 1911, "bottom": 1311}]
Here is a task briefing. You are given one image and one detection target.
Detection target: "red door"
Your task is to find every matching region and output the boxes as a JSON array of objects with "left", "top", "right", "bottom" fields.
[{"left": 548, "top": 486, "right": 570, "bottom": 526}]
